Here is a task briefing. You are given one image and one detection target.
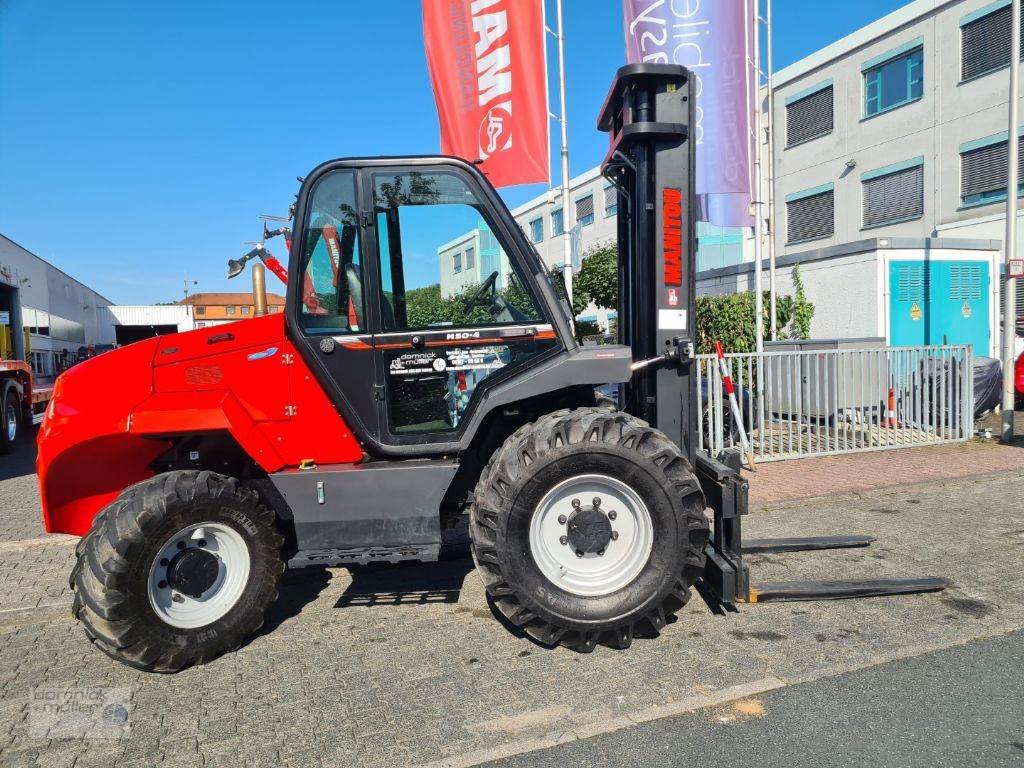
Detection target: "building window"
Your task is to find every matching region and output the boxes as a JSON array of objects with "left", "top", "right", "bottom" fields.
[
  {"left": 786, "top": 184, "right": 834, "bottom": 244},
  {"left": 195, "top": 306, "right": 206, "bottom": 315},
  {"left": 242, "top": 306, "right": 251, "bottom": 316},
  {"left": 225, "top": 305, "right": 236, "bottom": 316},
  {"left": 551, "top": 208, "right": 564, "bottom": 236},
  {"left": 603, "top": 185, "right": 618, "bottom": 217},
  {"left": 785, "top": 82, "right": 833, "bottom": 146},
  {"left": 575, "top": 195, "right": 594, "bottom": 227},
  {"left": 453, "top": 252, "right": 462, "bottom": 273},
  {"left": 196, "top": 322, "right": 206, "bottom": 328},
  {"left": 465, "top": 246, "right": 475, "bottom": 270},
  {"left": 529, "top": 217, "right": 544, "bottom": 243},
  {"left": 861, "top": 158, "right": 924, "bottom": 228},
  {"left": 960, "top": 133, "right": 1024, "bottom": 207},
  {"left": 961, "top": 2, "right": 1024, "bottom": 81},
  {"left": 863, "top": 43, "right": 923, "bottom": 118}
]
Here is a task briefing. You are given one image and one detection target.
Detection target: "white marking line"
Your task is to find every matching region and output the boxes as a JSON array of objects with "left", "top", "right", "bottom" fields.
[
  {"left": 0, "top": 602, "right": 66, "bottom": 616},
  {"left": 0, "top": 535, "right": 77, "bottom": 554},
  {"left": 417, "top": 677, "right": 786, "bottom": 768}
]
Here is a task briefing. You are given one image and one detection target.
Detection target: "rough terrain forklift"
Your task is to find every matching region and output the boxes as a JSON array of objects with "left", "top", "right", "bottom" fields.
[{"left": 39, "top": 65, "right": 945, "bottom": 672}]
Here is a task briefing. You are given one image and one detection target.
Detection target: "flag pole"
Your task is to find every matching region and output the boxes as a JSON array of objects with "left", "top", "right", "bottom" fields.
[
  {"left": 749, "top": 0, "right": 764, "bottom": 354},
  {"left": 554, "top": 0, "right": 574, "bottom": 303},
  {"left": 1002, "top": 0, "right": 1020, "bottom": 443},
  {"left": 766, "top": 0, "right": 778, "bottom": 341}
]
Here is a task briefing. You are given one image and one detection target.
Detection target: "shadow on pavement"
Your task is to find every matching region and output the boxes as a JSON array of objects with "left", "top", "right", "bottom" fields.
[
  {"left": 335, "top": 557, "right": 475, "bottom": 608},
  {"left": 0, "top": 430, "right": 37, "bottom": 482},
  {"left": 250, "top": 567, "right": 334, "bottom": 641}
]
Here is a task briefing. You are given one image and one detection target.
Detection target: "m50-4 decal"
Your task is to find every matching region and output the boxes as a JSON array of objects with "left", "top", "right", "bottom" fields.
[{"left": 446, "top": 331, "right": 482, "bottom": 340}]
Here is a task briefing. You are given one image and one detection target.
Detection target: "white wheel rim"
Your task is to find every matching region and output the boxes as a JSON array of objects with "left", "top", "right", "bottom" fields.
[
  {"left": 529, "top": 474, "right": 654, "bottom": 597},
  {"left": 5, "top": 404, "right": 16, "bottom": 441},
  {"left": 147, "top": 522, "right": 251, "bottom": 629}
]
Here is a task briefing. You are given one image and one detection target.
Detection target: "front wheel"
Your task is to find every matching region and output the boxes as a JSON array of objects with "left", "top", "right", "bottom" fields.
[
  {"left": 0, "top": 383, "right": 22, "bottom": 455},
  {"left": 70, "top": 471, "right": 284, "bottom": 672},
  {"left": 469, "top": 408, "right": 709, "bottom": 651}
]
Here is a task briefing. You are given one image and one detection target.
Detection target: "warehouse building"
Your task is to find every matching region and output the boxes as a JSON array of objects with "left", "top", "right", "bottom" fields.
[
  {"left": 0, "top": 234, "right": 115, "bottom": 378},
  {"left": 769, "top": 0, "right": 1024, "bottom": 351}
]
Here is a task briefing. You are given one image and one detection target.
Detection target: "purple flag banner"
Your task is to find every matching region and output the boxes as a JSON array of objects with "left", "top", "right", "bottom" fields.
[{"left": 623, "top": 0, "right": 754, "bottom": 227}]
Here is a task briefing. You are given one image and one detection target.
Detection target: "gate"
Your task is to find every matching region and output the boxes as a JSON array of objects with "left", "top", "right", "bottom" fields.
[{"left": 697, "top": 345, "right": 974, "bottom": 462}]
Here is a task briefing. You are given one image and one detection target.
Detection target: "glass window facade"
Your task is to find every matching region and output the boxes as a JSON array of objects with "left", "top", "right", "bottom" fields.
[
  {"left": 529, "top": 217, "right": 543, "bottom": 243},
  {"left": 864, "top": 46, "right": 923, "bottom": 117}
]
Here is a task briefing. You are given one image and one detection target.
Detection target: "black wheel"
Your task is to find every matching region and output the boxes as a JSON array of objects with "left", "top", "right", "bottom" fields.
[
  {"left": 469, "top": 408, "right": 709, "bottom": 651},
  {"left": 0, "top": 383, "right": 21, "bottom": 455},
  {"left": 70, "top": 470, "right": 285, "bottom": 672}
]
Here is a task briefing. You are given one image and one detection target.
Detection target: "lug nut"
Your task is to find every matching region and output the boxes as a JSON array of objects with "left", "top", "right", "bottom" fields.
[
  {"left": 575, "top": 550, "right": 584, "bottom": 558},
  {"left": 172, "top": 593, "right": 184, "bottom": 603},
  {"left": 176, "top": 541, "right": 186, "bottom": 550},
  {"left": 158, "top": 580, "right": 168, "bottom": 589},
  {"left": 608, "top": 510, "right": 617, "bottom": 521},
  {"left": 159, "top": 558, "right": 169, "bottom": 567},
  {"left": 571, "top": 498, "right": 581, "bottom": 509},
  {"left": 198, "top": 539, "right": 207, "bottom": 548},
  {"left": 557, "top": 515, "right": 567, "bottom": 525},
  {"left": 592, "top": 497, "right": 601, "bottom": 507},
  {"left": 597, "top": 549, "right": 605, "bottom": 557},
  {"left": 611, "top": 531, "right": 619, "bottom": 541},
  {"left": 559, "top": 535, "right": 568, "bottom": 545}
]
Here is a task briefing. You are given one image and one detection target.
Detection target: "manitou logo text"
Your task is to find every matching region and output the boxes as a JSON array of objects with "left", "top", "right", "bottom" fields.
[
  {"left": 471, "top": 0, "right": 513, "bottom": 160},
  {"left": 663, "top": 187, "right": 683, "bottom": 287}
]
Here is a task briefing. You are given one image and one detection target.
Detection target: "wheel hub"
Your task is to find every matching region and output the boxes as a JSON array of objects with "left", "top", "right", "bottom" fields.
[
  {"left": 528, "top": 474, "right": 654, "bottom": 597},
  {"left": 147, "top": 522, "right": 251, "bottom": 629},
  {"left": 566, "top": 507, "right": 613, "bottom": 556},
  {"left": 165, "top": 548, "right": 220, "bottom": 598}
]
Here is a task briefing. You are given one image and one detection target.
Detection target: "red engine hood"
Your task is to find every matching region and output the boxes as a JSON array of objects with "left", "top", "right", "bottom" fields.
[{"left": 153, "top": 314, "right": 287, "bottom": 367}]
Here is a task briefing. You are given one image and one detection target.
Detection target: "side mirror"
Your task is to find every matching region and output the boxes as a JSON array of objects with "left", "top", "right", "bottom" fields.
[{"left": 227, "top": 258, "right": 246, "bottom": 279}]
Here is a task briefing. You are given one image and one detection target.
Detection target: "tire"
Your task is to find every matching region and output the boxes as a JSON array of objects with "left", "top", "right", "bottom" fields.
[
  {"left": 469, "top": 408, "right": 709, "bottom": 652},
  {"left": 70, "top": 470, "right": 285, "bottom": 673},
  {"left": 0, "top": 383, "right": 21, "bottom": 455}
]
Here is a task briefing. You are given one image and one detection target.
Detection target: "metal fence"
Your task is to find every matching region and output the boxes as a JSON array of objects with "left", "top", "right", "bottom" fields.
[{"left": 697, "top": 345, "right": 974, "bottom": 463}]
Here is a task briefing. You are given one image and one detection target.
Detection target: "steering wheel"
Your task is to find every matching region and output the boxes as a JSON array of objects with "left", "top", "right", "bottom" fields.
[{"left": 462, "top": 270, "right": 500, "bottom": 311}]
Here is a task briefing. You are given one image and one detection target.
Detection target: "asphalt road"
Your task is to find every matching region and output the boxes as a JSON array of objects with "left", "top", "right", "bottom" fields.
[{"left": 482, "top": 629, "right": 1024, "bottom": 768}]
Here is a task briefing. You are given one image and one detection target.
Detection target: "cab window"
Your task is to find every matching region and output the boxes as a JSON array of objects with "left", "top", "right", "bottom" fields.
[
  {"left": 298, "top": 170, "right": 364, "bottom": 333},
  {"left": 372, "top": 170, "right": 555, "bottom": 436},
  {"left": 372, "top": 170, "right": 544, "bottom": 332}
]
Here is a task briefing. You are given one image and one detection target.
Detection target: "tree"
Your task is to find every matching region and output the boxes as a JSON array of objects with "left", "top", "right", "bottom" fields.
[{"left": 574, "top": 242, "right": 618, "bottom": 311}]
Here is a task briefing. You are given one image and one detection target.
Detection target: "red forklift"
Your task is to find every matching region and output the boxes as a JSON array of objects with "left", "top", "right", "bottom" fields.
[{"left": 38, "top": 65, "right": 945, "bottom": 672}]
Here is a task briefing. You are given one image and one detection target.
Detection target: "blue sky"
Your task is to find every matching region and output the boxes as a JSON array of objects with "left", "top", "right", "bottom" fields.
[{"left": 0, "top": 0, "right": 907, "bottom": 304}]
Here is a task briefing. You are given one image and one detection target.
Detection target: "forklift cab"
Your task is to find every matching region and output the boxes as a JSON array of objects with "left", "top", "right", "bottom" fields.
[{"left": 284, "top": 158, "right": 603, "bottom": 457}]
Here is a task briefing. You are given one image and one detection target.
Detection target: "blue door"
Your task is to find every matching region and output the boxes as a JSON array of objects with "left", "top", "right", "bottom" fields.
[{"left": 889, "top": 260, "right": 990, "bottom": 353}]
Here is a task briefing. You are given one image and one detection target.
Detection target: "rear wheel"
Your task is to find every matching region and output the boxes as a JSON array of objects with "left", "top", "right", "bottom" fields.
[
  {"left": 0, "top": 383, "right": 21, "bottom": 455},
  {"left": 469, "top": 408, "right": 709, "bottom": 651},
  {"left": 70, "top": 470, "right": 284, "bottom": 672}
]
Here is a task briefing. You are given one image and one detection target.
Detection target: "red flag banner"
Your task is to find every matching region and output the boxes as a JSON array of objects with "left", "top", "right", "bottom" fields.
[{"left": 422, "top": 0, "right": 549, "bottom": 188}]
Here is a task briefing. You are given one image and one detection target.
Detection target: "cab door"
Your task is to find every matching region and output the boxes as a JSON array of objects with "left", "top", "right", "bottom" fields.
[
  {"left": 288, "top": 167, "right": 383, "bottom": 445},
  {"left": 365, "top": 165, "right": 560, "bottom": 446}
]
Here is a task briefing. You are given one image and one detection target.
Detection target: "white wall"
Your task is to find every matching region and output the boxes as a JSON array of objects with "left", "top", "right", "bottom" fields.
[
  {"left": 698, "top": 250, "right": 882, "bottom": 340},
  {"left": 106, "top": 305, "right": 195, "bottom": 333}
]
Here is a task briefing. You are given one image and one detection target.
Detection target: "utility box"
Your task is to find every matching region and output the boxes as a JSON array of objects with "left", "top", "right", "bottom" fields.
[{"left": 764, "top": 338, "right": 887, "bottom": 419}]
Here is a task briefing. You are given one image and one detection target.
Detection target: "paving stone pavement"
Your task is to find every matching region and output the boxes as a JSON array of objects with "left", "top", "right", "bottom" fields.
[
  {"left": 747, "top": 437, "right": 1024, "bottom": 505},
  {"left": 0, "top": 436, "right": 1022, "bottom": 767}
]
